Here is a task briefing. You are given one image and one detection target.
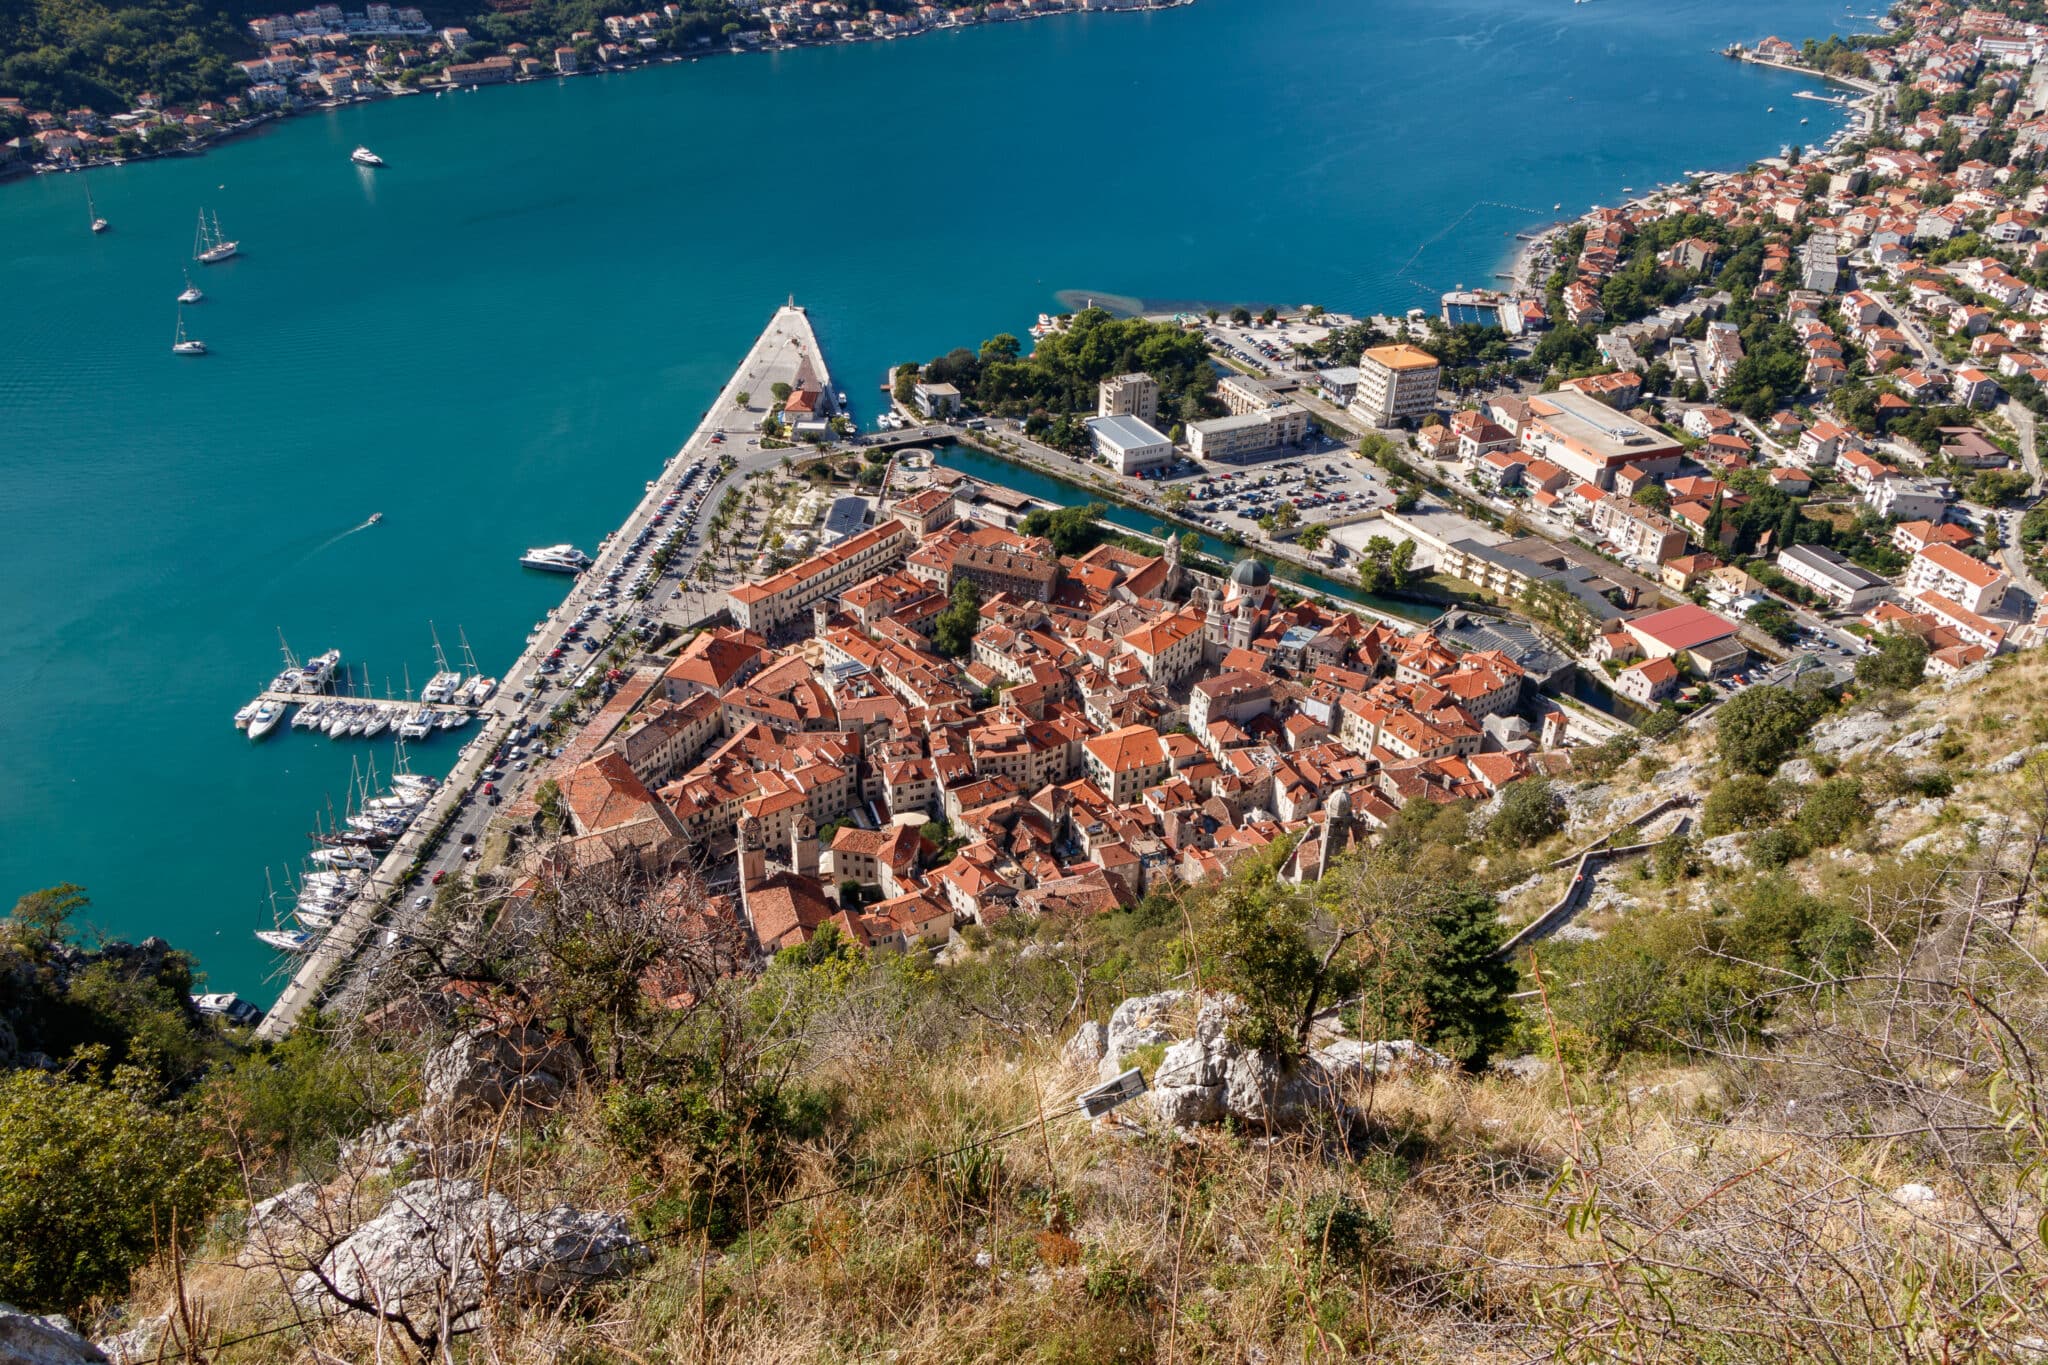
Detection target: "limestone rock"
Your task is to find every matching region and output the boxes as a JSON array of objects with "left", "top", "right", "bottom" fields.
[
  {"left": 1148, "top": 1038, "right": 1227, "bottom": 1126},
  {"left": 1777, "top": 758, "right": 1818, "bottom": 786},
  {"left": 294, "top": 1179, "right": 644, "bottom": 1324},
  {"left": 1885, "top": 721, "right": 1948, "bottom": 759},
  {"left": 337, "top": 1116, "right": 428, "bottom": 1175},
  {"left": 0, "top": 1306, "right": 107, "bottom": 1364},
  {"left": 1560, "top": 782, "right": 1614, "bottom": 833},
  {"left": 1063, "top": 1020, "right": 1107, "bottom": 1071},
  {"left": 1223, "top": 1048, "right": 1331, "bottom": 1127},
  {"left": 1317, "top": 1039, "right": 1452, "bottom": 1076},
  {"left": 94, "top": 1316, "right": 167, "bottom": 1365},
  {"left": 1144, "top": 995, "right": 1333, "bottom": 1127},
  {"left": 1698, "top": 833, "right": 1749, "bottom": 870},
  {"left": 1810, "top": 710, "right": 1894, "bottom": 757},
  {"left": 1098, "top": 990, "right": 1184, "bottom": 1083},
  {"left": 1892, "top": 1182, "right": 1938, "bottom": 1205},
  {"left": 1986, "top": 744, "right": 2045, "bottom": 775},
  {"left": 242, "top": 1180, "right": 338, "bottom": 1265},
  {"left": 422, "top": 1023, "right": 581, "bottom": 1123}
]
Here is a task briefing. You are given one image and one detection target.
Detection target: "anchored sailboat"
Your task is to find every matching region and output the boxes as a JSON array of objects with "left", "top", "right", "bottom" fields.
[
  {"left": 194, "top": 208, "right": 240, "bottom": 264},
  {"left": 172, "top": 306, "right": 207, "bottom": 356}
]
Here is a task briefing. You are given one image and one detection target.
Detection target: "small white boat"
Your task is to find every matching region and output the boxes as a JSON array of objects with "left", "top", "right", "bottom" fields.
[
  {"left": 178, "top": 268, "right": 203, "bottom": 305},
  {"left": 234, "top": 700, "right": 261, "bottom": 729},
  {"left": 247, "top": 700, "right": 286, "bottom": 740},
  {"left": 361, "top": 709, "right": 392, "bottom": 738},
  {"left": 399, "top": 707, "right": 435, "bottom": 739},
  {"left": 191, "top": 992, "right": 263, "bottom": 1025},
  {"left": 351, "top": 146, "right": 385, "bottom": 167},
  {"left": 172, "top": 307, "right": 206, "bottom": 356},
  {"left": 256, "top": 928, "right": 320, "bottom": 953}
]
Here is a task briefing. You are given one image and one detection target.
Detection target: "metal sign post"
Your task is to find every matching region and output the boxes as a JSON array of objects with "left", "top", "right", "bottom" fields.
[{"left": 1078, "top": 1067, "right": 1148, "bottom": 1119}]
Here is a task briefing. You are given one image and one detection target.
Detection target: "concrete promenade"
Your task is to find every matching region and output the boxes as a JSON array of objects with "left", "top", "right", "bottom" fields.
[{"left": 255, "top": 302, "right": 825, "bottom": 1040}]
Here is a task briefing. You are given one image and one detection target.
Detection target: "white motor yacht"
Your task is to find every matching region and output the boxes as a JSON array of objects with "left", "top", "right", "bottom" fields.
[
  {"left": 351, "top": 146, "right": 385, "bottom": 167},
  {"left": 519, "top": 544, "right": 592, "bottom": 573},
  {"left": 302, "top": 649, "right": 342, "bottom": 690},
  {"left": 311, "top": 846, "right": 376, "bottom": 870},
  {"left": 191, "top": 992, "right": 263, "bottom": 1026},
  {"left": 399, "top": 708, "right": 435, "bottom": 739},
  {"left": 234, "top": 701, "right": 261, "bottom": 729},
  {"left": 246, "top": 700, "right": 286, "bottom": 740}
]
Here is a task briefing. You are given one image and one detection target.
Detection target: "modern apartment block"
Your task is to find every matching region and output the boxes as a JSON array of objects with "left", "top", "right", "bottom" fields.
[
  {"left": 1097, "top": 372, "right": 1160, "bottom": 425},
  {"left": 1350, "top": 344, "right": 1441, "bottom": 426}
]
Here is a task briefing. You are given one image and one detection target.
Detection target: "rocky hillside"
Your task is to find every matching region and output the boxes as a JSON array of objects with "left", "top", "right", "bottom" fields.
[{"left": 6, "top": 654, "right": 2048, "bottom": 1362}]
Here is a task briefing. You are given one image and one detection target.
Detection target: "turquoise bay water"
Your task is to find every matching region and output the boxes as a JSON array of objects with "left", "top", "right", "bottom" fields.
[{"left": 0, "top": 0, "right": 1856, "bottom": 999}]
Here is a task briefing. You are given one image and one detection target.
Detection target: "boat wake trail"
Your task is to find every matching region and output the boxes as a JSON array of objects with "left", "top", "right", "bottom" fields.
[{"left": 300, "top": 516, "right": 381, "bottom": 563}]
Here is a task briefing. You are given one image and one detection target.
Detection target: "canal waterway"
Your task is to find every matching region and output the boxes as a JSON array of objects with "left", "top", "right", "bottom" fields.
[{"left": 0, "top": 0, "right": 1857, "bottom": 997}]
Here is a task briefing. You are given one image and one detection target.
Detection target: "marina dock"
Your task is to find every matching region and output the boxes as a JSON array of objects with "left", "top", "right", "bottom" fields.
[{"left": 255, "top": 302, "right": 827, "bottom": 1041}]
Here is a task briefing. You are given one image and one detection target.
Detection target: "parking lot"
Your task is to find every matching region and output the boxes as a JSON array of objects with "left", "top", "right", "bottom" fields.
[{"left": 1167, "top": 454, "right": 1394, "bottom": 556}]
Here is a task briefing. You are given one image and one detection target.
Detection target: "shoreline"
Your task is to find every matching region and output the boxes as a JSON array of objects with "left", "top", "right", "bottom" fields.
[
  {"left": 7, "top": 0, "right": 1193, "bottom": 185},
  {"left": 1487, "top": 38, "right": 1885, "bottom": 300}
]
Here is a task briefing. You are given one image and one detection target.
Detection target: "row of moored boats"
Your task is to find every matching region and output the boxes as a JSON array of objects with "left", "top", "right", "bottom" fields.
[
  {"left": 233, "top": 643, "right": 492, "bottom": 743},
  {"left": 256, "top": 763, "right": 441, "bottom": 954}
]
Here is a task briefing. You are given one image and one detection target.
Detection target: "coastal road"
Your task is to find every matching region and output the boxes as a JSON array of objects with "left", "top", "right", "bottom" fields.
[{"left": 257, "top": 304, "right": 830, "bottom": 1039}]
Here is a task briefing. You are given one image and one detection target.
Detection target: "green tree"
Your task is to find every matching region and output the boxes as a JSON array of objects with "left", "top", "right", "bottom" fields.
[
  {"left": 1794, "top": 776, "right": 1869, "bottom": 849},
  {"left": 1230, "top": 306, "right": 1252, "bottom": 325},
  {"left": 1856, "top": 631, "right": 1928, "bottom": 690},
  {"left": 734, "top": 390, "right": 751, "bottom": 408},
  {"left": 1492, "top": 777, "right": 1564, "bottom": 848},
  {"left": 770, "top": 381, "right": 792, "bottom": 403},
  {"left": 1701, "top": 773, "right": 1784, "bottom": 836},
  {"left": 1716, "top": 684, "right": 1820, "bottom": 775},
  {"left": 1745, "top": 600, "right": 1796, "bottom": 643},
  {"left": 0, "top": 1067, "right": 230, "bottom": 1313},
  {"left": 8, "top": 882, "right": 88, "bottom": 945},
  {"left": 1018, "top": 503, "right": 1107, "bottom": 555},
  {"left": 933, "top": 578, "right": 981, "bottom": 657}
]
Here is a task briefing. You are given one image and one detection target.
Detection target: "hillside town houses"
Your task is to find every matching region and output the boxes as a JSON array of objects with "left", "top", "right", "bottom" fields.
[
  {"left": 504, "top": 483, "right": 1580, "bottom": 962},
  {"left": 1316, "top": 0, "right": 2048, "bottom": 699},
  {"left": 2, "top": 0, "right": 1176, "bottom": 171}
]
